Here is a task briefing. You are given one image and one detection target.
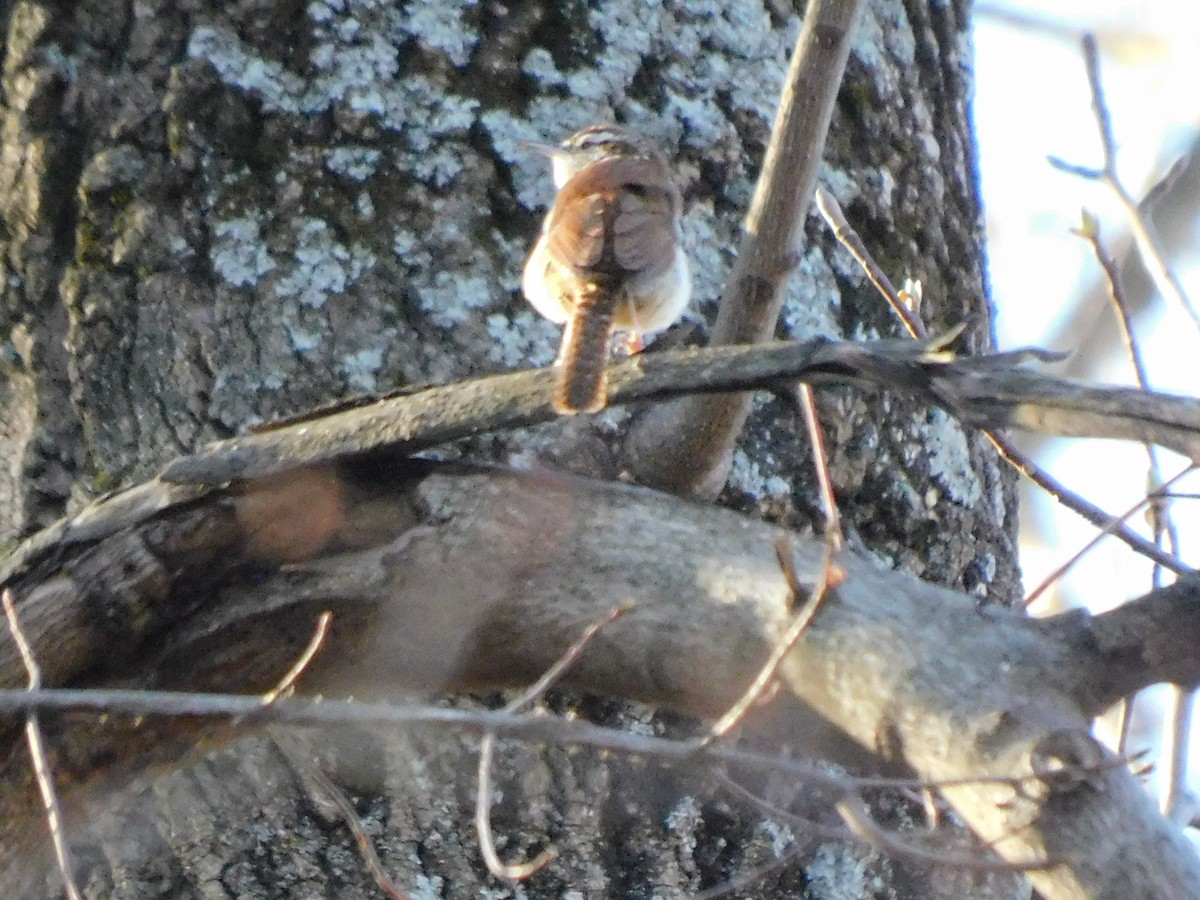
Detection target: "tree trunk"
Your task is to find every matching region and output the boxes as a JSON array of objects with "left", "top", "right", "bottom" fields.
[{"left": 0, "top": 0, "right": 1042, "bottom": 897}]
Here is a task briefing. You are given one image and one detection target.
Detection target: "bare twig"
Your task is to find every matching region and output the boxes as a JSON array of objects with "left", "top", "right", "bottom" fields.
[
  {"left": 721, "top": 768, "right": 1059, "bottom": 873},
  {"left": 691, "top": 842, "right": 810, "bottom": 900},
  {"left": 790, "top": 384, "right": 845, "bottom": 550},
  {"left": 815, "top": 188, "right": 926, "bottom": 340},
  {"left": 156, "top": 338, "right": 1200, "bottom": 525},
  {"left": 1116, "top": 697, "right": 1135, "bottom": 759},
  {"left": 623, "top": 0, "right": 865, "bottom": 496},
  {"left": 1048, "top": 34, "right": 1200, "bottom": 332},
  {"left": 272, "top": 729, "right": 408, "bottom": 900},
  {"left": 919, "top": 787, "right": 941, "bottom": 831},
  {"left": 1076, "top": 213, "right": 1151, "bottom": 389},
  {"left": 261, "top": 611, "right": 332, "bottom": 705},
  {"left": 503, "top": 601, "right": 634, "bottom": 711},
  {"left": 701, "top": 538, "right": 837, "bottom": 745},
  {"left": 0, "top": 685, "right": 1137, "bottom": 798},
  {"left": 694, "top": 773, "right": 819, "bottom": 899},
  {"left": 834, "top": 794, "right": 1061, "bottom": 873},
  {"left": 989, "top": 434, "right": 1184, "bottom": 574},
  {"left": 264, "top": 614, "right": 411, "bottom": 899},
  {"left": 1161, "top": 687, "right": 1197, "bottom": 823},
  {"left": 1024, "top": 464, "right": 1197, "bottom": 609},
  {"left": 1074, "top": 213, "right": 1181, "bottom": 583},
  {"left": 1070, "top": 212, "right": 1194, "bottom": 821},
  {"left": 474, "top": 736, "right": 555, "bottom": 881},
  {"left": 816, "top": 182, "right": 1191, "bottom": 576},
  {"left": 476, "top": 602, "right": 632, "bottom": 880},
  {"left": 1, "top": 589, "right": 81, "bottom": 900}
]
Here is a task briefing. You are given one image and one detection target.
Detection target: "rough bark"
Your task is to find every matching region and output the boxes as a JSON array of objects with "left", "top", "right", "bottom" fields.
[{"left": 0, "top": 0, "right": 1138, "bottom": 897}]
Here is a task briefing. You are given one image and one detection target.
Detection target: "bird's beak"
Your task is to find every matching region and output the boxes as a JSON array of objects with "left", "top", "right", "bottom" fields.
[{"left": 516, "top": 138, "right": 562, "bottom": 158}]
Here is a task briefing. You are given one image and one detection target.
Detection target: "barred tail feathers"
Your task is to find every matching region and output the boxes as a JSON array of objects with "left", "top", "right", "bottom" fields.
[{"left": 555, "top": 283, "right": 618, "bottom": 414}]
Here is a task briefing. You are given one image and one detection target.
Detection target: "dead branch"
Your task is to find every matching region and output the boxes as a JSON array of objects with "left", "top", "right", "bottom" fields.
[{"left": 154, "top": 338, "right": 1200, "bottom": 514}]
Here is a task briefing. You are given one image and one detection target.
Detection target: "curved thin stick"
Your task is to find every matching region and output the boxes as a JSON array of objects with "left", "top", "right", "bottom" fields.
[
  {"left": 2, "top": 589, "right": 81, "bottom": 900},
  {"left": 475, "top": 602, "right": 633, "bottom": 880}
]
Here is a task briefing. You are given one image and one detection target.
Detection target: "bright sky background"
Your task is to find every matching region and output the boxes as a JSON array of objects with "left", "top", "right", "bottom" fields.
[{"left": 972, "top": 1, "right": 1200, "bottom": 818}]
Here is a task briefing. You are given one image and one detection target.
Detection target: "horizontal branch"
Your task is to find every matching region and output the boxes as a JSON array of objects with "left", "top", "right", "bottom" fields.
[{"left": 157, "top": 338, "right": 1200, "bottom": 487}]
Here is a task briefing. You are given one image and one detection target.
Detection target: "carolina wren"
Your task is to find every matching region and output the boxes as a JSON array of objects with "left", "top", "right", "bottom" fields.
[{"left": 522, "top": 124, "right": 690, "bottom": 414}]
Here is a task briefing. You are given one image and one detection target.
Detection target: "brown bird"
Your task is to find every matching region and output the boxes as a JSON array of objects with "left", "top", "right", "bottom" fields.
[{"left": 522, "top": 124, "right": 691, "bottom": 414}]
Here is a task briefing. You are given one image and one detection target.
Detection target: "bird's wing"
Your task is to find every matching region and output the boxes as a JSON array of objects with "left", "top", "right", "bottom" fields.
[{"left": 546, "top": 156, "right": 679, "bottom": 282}]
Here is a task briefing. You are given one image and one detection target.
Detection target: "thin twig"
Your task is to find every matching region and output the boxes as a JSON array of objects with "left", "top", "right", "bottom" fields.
[
  {"left": 1075, "top": 214, "right": 1181, "bottom": 588},
  {"left": 988, "top": 433, "right": 1184, "bottom": 574},
  {"left": 272, "top": 729, "right": 408, "bottom": 900},
  {"left": 692, "top": 773, "right": 818, "bottom": 899},
  {"left": 815, "top": 181, "right": 1190, "bottom": 575},
  {"left": 700, "top": 538, "right": 838, "bottom": 745},
  {"left": 919, "top": 787, "right": 941, "bottom": 831},
  {"left": 720, "top": 768, "right": 1059, "bottom": 872},
  {"left": 1, "top": 589, "right": 81, "bottom": 900},
  {"left": 1024, "top": 464, "right": 1197, "bottom": 609},
  {"left": 791, "top": 384, "right": 845, "bottom": 550},
  {"left": 1048, "top": 34, "right": 1200, "bottom": 332},
  {"left": 1072, "top": 213, "right": 1193, "bottom": 819},
  {"left": 1161, "top": 687, "right": 1197, "bottom": 823},
  {"left": 504, "top": 601, "right": 635, "bottom": 711},
  {"left": 691, "top": 842, "right": 810, "bottom": 900},
  {"left": 815, "top": 188, "right": 926, "bottom": 340},
  {"left": 475, "top": 737, "right": 555, "bottom": 881},
  {"left": 0, "top": 685, "right": 1137, "bottom": 798},
  {"left": 834, "top": 794, "right": 1061, "bottom": 872},
  {"left": 1116, "top": 696, "right": 1134, "bottom": 759},
  {"left": 622, "top": 0, "right": 865, "bottom": 495},
  {"left": 1076, "top": 214, "right": 1151, "bottom": 388},
  {"left": 264, "top": 614, "right": 410, "bottom": 900},
  {"left": 262, "top": 611, "right": 332, "bottom": 705},
  {"left": 476, "top": 602, "right": 632, "bottom": 880}
]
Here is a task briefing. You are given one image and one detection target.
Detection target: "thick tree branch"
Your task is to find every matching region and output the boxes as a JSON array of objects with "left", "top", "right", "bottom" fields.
[
  {"left": 1041, "top": 574, "right": 1200, "bottom": 716},
  {"left": 1, "top": 459, "right": 1198, "bottom": 898}
]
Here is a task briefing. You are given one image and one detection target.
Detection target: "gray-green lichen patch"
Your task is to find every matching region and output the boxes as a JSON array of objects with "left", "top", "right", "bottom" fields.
[
  {"left": 664, "top": 794, "right": 703, "bottom": 857},
  {"left": 274, "top": 218, "right": 376, "bottom": 309},
  {"left": 923, "top": 408, "right": 983, "bottom": 508},
  {"left": 758, "top": 818, "right": 797, "bottom": 857},
  {"left": 852, "top": 0, "right": 916, "bottom": 72},
  {"left": 187, "top": 26, "right": 307, "bottom": 114},
  {"left": 211, "top": 215, "right": 275, "bottom": 287},
  {"left": 485, "top": 311, "right": 557, "bottom": 369},
  {"left": 729, "top": 447, "right": 793, "bottom": 502},
  {"left": 325, "top": 145, "right": 382, "bottom": 181},
  {"left": 807, "top": 841, "right": 890, "bottom": 900},
  {"left": 208, "top": 211, "right": 372, "bottom": 307},
  {"left": 400, "top": 0, "right": 478, "bottom": 67},
  {"left": 342, "top": 346, "right": 387, "bottom": 391},
  {"left": 783, "top": 246, "right": 844, "bottom": 341}
]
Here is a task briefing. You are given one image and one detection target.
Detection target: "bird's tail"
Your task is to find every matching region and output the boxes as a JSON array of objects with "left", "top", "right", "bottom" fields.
[{"left": 555, "top": 283, "right": 618, "bottom": 414}]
